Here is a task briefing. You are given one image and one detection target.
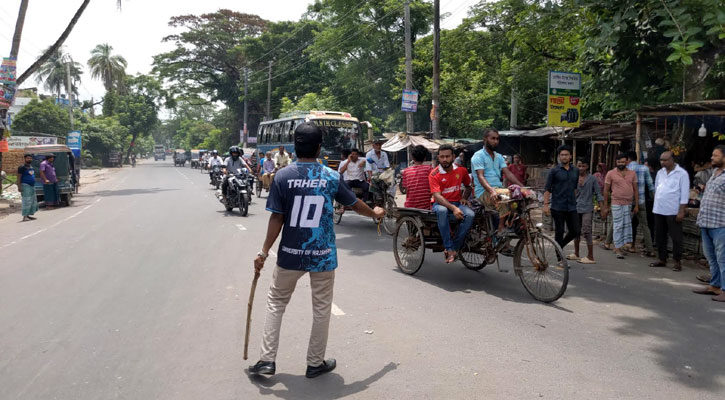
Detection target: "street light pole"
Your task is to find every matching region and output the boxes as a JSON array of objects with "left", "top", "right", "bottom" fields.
[
  {"left": 404, "top": 1, "right": 414, "bottom": 135},
  {"left": 431, "top": 0, "right": 440, "bottom": 139},
  {"left": 243, "top": 67, "right": 248, "bottom": 147}
]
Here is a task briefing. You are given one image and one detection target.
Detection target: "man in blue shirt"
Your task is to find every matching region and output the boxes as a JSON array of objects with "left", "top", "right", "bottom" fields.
[
  {"left": 250, "top": 122, "right": 385, "bottom": 378},
  {"left": 471, "top": 129, "right": 523, "bottom": 254}
]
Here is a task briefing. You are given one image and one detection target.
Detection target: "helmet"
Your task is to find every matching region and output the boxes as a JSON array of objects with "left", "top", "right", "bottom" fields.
[
  {"left": 212, "top": 150, "right": 218, "bottom": 155},
  {"left": 229, "top": 146, "right": 241, "bottom": 157}
]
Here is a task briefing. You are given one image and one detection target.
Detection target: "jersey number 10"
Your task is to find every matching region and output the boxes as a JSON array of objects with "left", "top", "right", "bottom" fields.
[{"left": 289, "top": 195, "right": 324, "bottom": 228}]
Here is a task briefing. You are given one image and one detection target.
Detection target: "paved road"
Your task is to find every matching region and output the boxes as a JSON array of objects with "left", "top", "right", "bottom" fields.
[{"left": 1, "top": 160, "right": 723, "bottom": 399}]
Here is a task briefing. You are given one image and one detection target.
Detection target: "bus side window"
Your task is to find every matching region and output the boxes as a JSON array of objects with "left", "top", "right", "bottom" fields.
[
  {"left": 282, "top": 121, "right": 292, "bottom": 143},
  {"left": 273, "top": 123, "right": 281, "bottom": 143}
]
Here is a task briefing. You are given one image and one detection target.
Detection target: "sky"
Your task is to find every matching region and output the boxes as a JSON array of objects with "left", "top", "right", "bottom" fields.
[{"left": 0, "top": 0, "right": 476, "bottom": 103}]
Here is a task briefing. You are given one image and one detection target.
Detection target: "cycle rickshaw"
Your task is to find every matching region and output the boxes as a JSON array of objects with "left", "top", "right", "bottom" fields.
[{"left": 392, "top": 188, "right": 569, "bottom": 303}]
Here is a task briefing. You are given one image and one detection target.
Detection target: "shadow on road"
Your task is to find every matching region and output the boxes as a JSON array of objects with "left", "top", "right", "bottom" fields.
[
  {"left": 247, "top": 362, "right": 397, "bottom": 399},
  {"left": 93, "top": 188, "right": 178, "bottom": 197}
]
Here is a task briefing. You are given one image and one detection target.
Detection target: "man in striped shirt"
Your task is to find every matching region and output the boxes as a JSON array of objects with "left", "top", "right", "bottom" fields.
[{"left": 402, "top": 145, "right": 432, "bottom": 209}]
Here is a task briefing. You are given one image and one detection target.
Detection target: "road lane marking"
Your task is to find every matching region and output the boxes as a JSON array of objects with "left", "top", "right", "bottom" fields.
[
  {"left": 331, "top": 303, "right": 345, "bottom": 316},
  {"left": 236, "top": 224, "right": 247, "bottom": 231},
  {"left": 20, "top": 228, "right": 47, "bottom": 240}
]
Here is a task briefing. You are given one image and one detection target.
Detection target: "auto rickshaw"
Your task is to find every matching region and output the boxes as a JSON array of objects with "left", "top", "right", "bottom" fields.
[
  {"left": 174, "top": 149, "right": 187, "bottom": 167},
  {"left": 24, "top": 144, "right": 78, "bottom": 207}
]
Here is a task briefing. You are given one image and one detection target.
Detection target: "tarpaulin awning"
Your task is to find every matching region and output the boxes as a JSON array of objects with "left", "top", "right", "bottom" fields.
[{"left": 381, "top": 132, "right": 440, "bottom": 152}]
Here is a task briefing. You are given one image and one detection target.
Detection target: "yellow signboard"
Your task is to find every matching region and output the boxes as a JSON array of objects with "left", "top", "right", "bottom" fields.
[{"left": 547, "top": 71, "right": 581, "bottom": 128}]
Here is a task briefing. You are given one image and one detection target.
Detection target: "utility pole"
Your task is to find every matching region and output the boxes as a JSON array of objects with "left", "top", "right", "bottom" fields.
[
  {"left": 431, "top": 0, "right": 440, "bottom": 139},
  {"left": 266, "top": 61, "right": 273, "bottom": 120},
  {"left": 404, "top": 1, "right": 414, "bottom": 134},
  {"left": 65, "top": 62, "right": 74, "bottom": 130},
  {"left": 510, "top": 88, "right": 518, "bottom": 129},
  {"left": 242, "top": 67, "right": 248, "bottom": 147}
]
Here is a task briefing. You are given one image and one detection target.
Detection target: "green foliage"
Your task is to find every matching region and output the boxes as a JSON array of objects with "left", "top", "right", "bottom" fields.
[
  {"left": 280, "top": 89, "right": 339, "bottom": 113},
  {"left": 11, "top": 98, "right": 71, "bottom": 136},
  {"left": 88, "top": 43, "right": 127, "bottom": 92},
  {"left": 34, "top": 46, "right": 82, "bottom": 97},
  {"left": 78, "top": 116, "right": 128, "bottom": 164}
]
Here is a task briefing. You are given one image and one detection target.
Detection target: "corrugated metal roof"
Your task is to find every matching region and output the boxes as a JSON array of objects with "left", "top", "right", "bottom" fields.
[{"left": 635, "top": 100, "right": 725, "bottom": 116}]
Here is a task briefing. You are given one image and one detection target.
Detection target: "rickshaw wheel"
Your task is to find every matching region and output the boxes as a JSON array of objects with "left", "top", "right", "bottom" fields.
[
  {"left": 459, "top": 243, "right": 487, "bottom": 271},
  {"left": 393, "top": 216, "right": 425, "bottom": 275},
  {"left": 333, "top": 201, "right": 344, "bottom": 224},
  {"left": 256, "top": 178, "right": 263, "bottom": 197},
  {"left": 382, "top": 197, "right": 397, "bottom": 235},
  {"left": 514, "top": 232, "right": 568, "bottom": 303}
]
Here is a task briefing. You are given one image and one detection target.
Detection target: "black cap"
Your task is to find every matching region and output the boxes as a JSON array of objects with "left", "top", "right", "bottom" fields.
[
  {"left": 373, "top": 138, "right": 385, "bottom": 145},
  {"left": 294, "top": 122, "right": 322, "bottom": 145}
]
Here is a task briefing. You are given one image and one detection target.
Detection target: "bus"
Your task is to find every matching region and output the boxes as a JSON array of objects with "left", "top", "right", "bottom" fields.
[{"left": 255, "top": 110, "right": 365, "bottom": 170}]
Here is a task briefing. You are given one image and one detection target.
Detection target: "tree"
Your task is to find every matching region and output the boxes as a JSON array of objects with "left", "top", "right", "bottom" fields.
[
  {"left": 115, "top": 74, "right": 166, "bottom": 160},
  {"left": 78, "top": 116, "right": 128, "bottom": 165},
  {"left": 153, "top": 9, "right": 268, "bottom": 146},
  {"left": 280, "top": 89, "right": 339, "bottom": 113},
  {"left": 11, "top": 98, "right": 70, "bottom": 135},
  {"left": 34, "top": 47, "right": 82, "bottom": 99},
  {"left": 88, "top": 43, "right": 127, "bottom": 92}
]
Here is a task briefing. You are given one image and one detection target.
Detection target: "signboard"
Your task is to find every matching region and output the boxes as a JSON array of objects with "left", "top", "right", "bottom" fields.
[
  {"left": 401, "top": 89, "right": 418, "bottom": 112},
  {"left": 7, "top": 135, "right": 58, "bottom": 149},
  {"left": 0, "top": 57, "right": 17, "bottom": 109},
  {"left": 66, "top": 130, "right": 81, "bottom": 158},
  {"left": 247, "top": 136, "right": 257, "bottom": 144},
  {"left": 0, "top": 139, "right": 8, "bottom": 153},
  {"left": 547, "top": 71, "right": 581, "bottom": 128}
]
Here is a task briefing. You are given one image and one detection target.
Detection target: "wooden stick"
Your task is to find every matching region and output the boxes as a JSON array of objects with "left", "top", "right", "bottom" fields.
[{"left": 243, "top": 270, "right": 261, "bottom": 360}]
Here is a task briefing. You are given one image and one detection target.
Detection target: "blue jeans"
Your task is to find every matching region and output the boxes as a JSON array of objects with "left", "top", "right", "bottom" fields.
[
  {"left": 702, "top": 228, "right": 725, "bottom": 289},
  {"left": 433, "top": 202, "right": 475, "bottom": 251}
]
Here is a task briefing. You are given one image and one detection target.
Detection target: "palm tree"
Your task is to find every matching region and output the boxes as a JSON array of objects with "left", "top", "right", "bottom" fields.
[
  {"left": 35, "top": 47, "right": 83, "bottom": 99},
  {"left": 88, "top": 44, "right": 127, "bottom": 92}
]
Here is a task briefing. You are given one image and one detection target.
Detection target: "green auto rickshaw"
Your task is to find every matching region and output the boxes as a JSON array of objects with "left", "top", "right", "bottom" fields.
[{"left": 25, "top": 144, "right": 78, "bottom": 207}]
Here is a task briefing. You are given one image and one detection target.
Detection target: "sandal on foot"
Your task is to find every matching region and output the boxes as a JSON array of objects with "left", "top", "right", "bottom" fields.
[
  {"left": 649, "top": 261, "right": 666, "bottom": 268},
  {"left": 672, "top": 264, "right": 682, "bottom": 272},
  {"left": 566, "top": 254, "right": 580, "bottom": 261},
  {"left": 696, "top": 274, "right": 711, "bottom": 284},
  {"left": 578, "top": 257, "right": 596, "bottom": 264},
  {"left": 445, "top": 251, "right": 457, "bottom": 264},
  {"left": 616, "top": 253, "right": 626, "bottom": 259},
  {"left": 693, "top": 287, "right": 721, "bottom": 295},
  {"left": 600, "top": 243, "right": 612, "bottom": 250}
]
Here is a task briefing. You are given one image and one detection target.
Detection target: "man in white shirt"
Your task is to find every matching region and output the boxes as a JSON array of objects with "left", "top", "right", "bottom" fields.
[
  {"left": 365, "top": 139, "right": 390, "bottom": 181},
  {"left": 651, "top": 151, "right": 690, "bottom": 271},
  {"left": 274, "top": 146, "right": 291, "bottom": 169},
  {"left": 339, "top": 148, "right": 369, "bottom": 201},
  {"left": 208, "top": 150, "right": 224, "bottom": 183}
]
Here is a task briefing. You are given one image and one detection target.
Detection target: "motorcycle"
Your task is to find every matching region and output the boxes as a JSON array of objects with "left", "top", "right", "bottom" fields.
[
  {"left": 218, "top": 168, "right": 250, "bottom": 216},
  {"left": 210, "top": 165, "right": 223, "bottom": 189}
]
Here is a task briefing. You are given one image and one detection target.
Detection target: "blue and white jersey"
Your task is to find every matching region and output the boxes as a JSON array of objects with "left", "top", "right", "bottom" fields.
[{"left": 266, "top": 162, "right": 358, "bottom": 272}]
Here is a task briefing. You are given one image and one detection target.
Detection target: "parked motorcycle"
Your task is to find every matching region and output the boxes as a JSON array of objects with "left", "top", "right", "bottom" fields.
[
  {"left": 217, "top": 168, "right": 250, "bottom": 216},
  {"left": 210, "top": 165, "right": 223, "bottom": 189}
]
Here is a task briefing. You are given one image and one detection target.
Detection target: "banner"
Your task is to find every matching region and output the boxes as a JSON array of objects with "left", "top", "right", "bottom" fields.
[
  {"left": 7, "top": 136, "right": 58, "bottom": 149},
  {"left": 401, "top": 89, "right": 418, "bottom": 112},
  {"left": 547, "top": 71, "right": 581, "bottom": 128},
  {"left": 66, "top": 131, "right": 81, "bottom": 158},
  {"left": 0, "top": 57, "right": 17, "bottom": 109}
]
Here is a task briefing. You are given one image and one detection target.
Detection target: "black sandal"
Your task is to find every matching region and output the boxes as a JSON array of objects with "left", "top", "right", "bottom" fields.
[{"left": 649, "top": 261, "right": 666, "bottom": 268}]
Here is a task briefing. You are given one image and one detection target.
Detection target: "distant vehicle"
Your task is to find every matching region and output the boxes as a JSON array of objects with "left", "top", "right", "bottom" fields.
[
  {"left": 25, "top": 144, "right": 78, "bottom": 207},
  {"left": 174, "top": 149, "right": 187, "bottom": 167},
  {"left": 256, "top": 110, "right": 365, "bottom": 170},
  {"left": 154, "top": 145, "right": 166, "bottom": 161}
]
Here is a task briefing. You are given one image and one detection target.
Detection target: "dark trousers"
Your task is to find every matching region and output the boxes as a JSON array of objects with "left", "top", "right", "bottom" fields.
[
  {"left": 551, "top": 209, "right": 580, "bottom": 249},
  {"left": 654, "top": 213, "right": 683, "bottom": 262},
  {"left": 346, "top": 179, "right": 370, "bottom": 202}
]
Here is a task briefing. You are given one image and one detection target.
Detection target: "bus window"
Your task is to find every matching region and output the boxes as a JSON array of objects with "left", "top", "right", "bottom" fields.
[
  {"left": 274, "top": 122, "right": 282, "bottom": 143},
  {"left": 282, "top": 121, "right": 292, "bottom": 142}
]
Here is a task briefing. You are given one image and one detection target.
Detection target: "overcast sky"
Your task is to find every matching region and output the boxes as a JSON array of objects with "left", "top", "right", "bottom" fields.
[{"left": 0, "top": 0, "right": 475, "bottom": 102}]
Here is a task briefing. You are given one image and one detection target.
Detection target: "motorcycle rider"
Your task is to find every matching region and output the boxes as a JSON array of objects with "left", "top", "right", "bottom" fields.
[
  {"left": 208, "top": 150, "right": 224, "bottom": 183},
  {"left": 222, "top": 146, "right": 252, "bottom": 203}
]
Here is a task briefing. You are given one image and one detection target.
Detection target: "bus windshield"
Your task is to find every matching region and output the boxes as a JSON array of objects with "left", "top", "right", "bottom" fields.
[{"left": 313, "top": 119, "right": 361, "bottom": 159}]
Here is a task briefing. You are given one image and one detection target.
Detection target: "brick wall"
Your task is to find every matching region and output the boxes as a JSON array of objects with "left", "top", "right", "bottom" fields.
[{"left": 1, "top": 150, "right": 25, "bottom": 174}]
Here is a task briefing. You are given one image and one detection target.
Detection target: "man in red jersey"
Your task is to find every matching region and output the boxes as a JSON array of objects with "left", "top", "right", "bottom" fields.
[
  {"left": 429, "top": 144, "right": 474, "bottom": 263},
  {"left": 402, "top": 145, "right": 433, "bottom": 209}
]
